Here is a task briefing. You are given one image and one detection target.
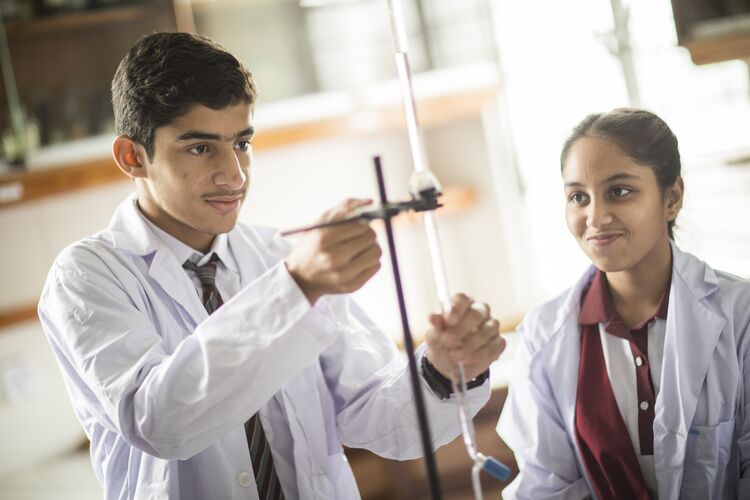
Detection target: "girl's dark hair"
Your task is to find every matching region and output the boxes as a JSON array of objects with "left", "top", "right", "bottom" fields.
[
  {"left": 111, "top": 32, "right": 257, "bottom": 160},
  {"left": 560, "top": 107, "right": 682, "bottom": 239}
]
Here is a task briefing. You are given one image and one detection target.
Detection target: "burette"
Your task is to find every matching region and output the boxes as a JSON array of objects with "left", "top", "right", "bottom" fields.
[
  {"left": 299, "top": 1, "right": 512, "bottom": 498},
  {"left": 383, "top": 1, "right": 511, "bottom": 499}
]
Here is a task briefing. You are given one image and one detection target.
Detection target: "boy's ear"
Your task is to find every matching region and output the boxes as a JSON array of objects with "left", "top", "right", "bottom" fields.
[
  {"left": 112, "top": 135, "right": 148, "bottom": 179},
  {"left": 666, "top": 176, "right": 684, "bottom": 221}
]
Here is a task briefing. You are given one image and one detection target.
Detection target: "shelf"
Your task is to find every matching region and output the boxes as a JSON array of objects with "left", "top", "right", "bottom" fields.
[
  {"left": 672, "top": 4, "right": 750, "bottom": 64},
  {"left": 0, "top": 157, "right": 128, "bottom": 208},
  {"left": 3, "top": 5, "right": 148, "bottom": 40},
  {"left": 0, "top": 85, "right": 498, "bottom": 208},
  {"left": 682, "top": 28, "right": 750, "bottom": 64},
  {"left": 0, "top": 304, "right": 37, "bottom": 329}
]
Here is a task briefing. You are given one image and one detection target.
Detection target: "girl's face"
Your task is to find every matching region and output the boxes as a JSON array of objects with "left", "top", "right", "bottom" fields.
[{"left": 562, "top": 135, "right": 681, "bottom": 273}]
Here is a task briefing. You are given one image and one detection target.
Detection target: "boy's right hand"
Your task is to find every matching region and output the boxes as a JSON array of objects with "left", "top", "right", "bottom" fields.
[{"left": 284, "top": 199, "right": 382, "bottom": 305}]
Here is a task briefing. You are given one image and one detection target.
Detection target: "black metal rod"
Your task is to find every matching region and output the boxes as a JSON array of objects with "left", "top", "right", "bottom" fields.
[{"left": 373, "top": 155, "right": 443, "bottom": 500}]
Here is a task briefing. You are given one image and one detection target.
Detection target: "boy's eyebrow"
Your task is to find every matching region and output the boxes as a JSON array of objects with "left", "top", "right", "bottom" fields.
[
  {"left": 564, "top": 172, "right": 641, "bottom": 188},
  {"left": 176, "top": 127, "right": 255, "bottom": 142}
]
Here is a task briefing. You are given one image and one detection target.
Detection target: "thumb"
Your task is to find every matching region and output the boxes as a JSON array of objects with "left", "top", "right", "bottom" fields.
[{"left": 324, "top": 198, "right": 373, "bottom": 222}]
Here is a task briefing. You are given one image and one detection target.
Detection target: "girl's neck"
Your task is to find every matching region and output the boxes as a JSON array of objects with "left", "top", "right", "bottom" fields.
[{"left": 605, "top": 237, "right": 672, "bottom": 329}]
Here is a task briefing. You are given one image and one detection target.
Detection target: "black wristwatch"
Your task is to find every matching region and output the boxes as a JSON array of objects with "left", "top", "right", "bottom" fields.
[{"left": 420, "top": 355, "right": 489, "bottom": 400}]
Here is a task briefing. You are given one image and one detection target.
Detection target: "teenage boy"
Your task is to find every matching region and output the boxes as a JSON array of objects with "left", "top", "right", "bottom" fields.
[{"left": 39, "top": 32, "right": 505, "bottom": 500}]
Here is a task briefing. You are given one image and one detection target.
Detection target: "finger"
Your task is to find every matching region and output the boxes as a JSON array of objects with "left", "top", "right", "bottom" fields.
[
  {"left": 348, "top": 243, "right": 382, "bottom": 271},
  {"left": 322, "top": 231, "right": 378, "bottom": 270},
  {"left": 339, "top": 227, "right": 378, "bottom": 259},
  {"left": 344, "top": 260, "right": 381, "bottom": 292},
  {"left": 319, "top": 219, "right": 374, "bottom": 246},
  {"left": 446, "top": 293, "right": 473, "bottom": 327},
  {"left": 465, "top": 332, "right": 506, "bottom": 369},
  {"left": 324, "top": 198, "right": 373, "bottom": 222},
  {"left": 450, "top": 301, "right": 490, "bottom": 341},
  {"left": 452, "top": 318, "right": 500, "bottom": 361},
  {"left": 428, "top": 313, "right": 446, "bottom": 331}
]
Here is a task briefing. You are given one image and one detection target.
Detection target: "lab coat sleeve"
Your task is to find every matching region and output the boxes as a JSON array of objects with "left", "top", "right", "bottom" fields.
[
  {"left": 38, "top": 244, "right": 340, "bottom": 460},
  {"left": 497, "top": 322, "right": 591, "bottom": 500},
  {"left": 317, "top": 296, "right": 491, "bottom": 460}
]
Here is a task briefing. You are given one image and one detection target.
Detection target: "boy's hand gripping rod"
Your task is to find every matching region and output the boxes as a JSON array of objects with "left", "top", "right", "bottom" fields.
[{"left": 296, "top": 1, "right": 512, "bottom": 498}]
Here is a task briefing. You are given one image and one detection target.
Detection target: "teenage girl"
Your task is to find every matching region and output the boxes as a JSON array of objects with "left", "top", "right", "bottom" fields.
[{"left": 497, "top": 108, "right": 750, "bottom": 499}]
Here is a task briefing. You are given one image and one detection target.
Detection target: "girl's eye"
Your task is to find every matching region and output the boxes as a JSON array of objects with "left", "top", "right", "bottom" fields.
[
  {"left": 611, "top": 187, "right": 632, "bottom": 198},
  {"left": 189, "top": 144, "right": 208, "bottom": 155},
  {"left": 568, "top": 192, "right": 588, "bottom": 205}
]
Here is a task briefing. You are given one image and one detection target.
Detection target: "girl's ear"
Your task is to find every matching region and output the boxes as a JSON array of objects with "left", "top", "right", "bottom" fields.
[
  {"left": 112, "top": 135, "right": 148, "bottom": 179},
  {"left": 666, "top": 176, "right": 684, "bottom": 221}
]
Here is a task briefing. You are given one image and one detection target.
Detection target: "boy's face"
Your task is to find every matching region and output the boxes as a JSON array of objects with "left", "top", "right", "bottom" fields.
[{"left": 136, "top": 102, "right": 254, "bottom": 252}]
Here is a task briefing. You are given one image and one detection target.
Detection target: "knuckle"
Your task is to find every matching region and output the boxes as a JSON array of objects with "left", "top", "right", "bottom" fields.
[
  {"left": 321, "top": 253, "right": 335, "bottom": 269},
  {"left": 468, "top": 308, "right": 483, "bottom": 323}
]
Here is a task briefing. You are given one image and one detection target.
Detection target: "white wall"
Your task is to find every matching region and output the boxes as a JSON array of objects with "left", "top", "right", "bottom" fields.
[{"left": 491, "top": 0, "right": 750, "bottom": 301}]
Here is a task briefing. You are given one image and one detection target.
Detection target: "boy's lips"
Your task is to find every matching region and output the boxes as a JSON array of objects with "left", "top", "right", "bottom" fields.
[{"left": 204, "top": 194, "right": 243, "bottom": 214}]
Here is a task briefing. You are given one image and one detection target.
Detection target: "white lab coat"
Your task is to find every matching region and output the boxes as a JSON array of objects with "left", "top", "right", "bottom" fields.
[
  {"left": 497, "top": 243, "right": 750, "bottom": 500},
  {"left": 39, "top": 195, "right": 489, "bottom": 500}
]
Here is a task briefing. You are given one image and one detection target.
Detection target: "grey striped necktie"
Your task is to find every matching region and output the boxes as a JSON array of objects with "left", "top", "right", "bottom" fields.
[{"left": 183, "top": 255, "right": 285, "bottom": 500}]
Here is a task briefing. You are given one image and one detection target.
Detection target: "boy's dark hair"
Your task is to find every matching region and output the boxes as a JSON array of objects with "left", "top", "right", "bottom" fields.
[
  {"left": 560, "top": 107, "right": 682, "bottom": 239},
  {"left": 112, "top": 32, "right": 257, "bottom": 160}
]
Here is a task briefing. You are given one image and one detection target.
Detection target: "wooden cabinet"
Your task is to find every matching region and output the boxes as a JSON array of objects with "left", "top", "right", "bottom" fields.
[
  {"left": 0, "top": 1, "right": 177, "bottom": 165},
  {"left": 671, "top": 0, "right": 750, "bottom": 64}
]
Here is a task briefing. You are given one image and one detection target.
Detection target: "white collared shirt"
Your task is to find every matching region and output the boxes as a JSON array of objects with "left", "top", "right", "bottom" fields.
[
  {"left": 141, "top": 216, "right": 240, "bottom": 301},
  {"left": 599, "top": 318, "right": 667, "bottom": 496}
]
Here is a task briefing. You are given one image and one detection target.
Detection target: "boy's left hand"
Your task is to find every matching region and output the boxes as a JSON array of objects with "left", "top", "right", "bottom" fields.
[{"left": 424, "top": 293, "right": 506, "bottom": 381}]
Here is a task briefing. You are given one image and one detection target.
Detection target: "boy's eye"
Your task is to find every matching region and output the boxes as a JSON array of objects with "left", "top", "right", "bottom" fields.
[
  {"left": 235, "top": 140, "right": 251, "bottom": 151},
  {"left": 189, "top": 144, "right": 208, "bottom": 155}
]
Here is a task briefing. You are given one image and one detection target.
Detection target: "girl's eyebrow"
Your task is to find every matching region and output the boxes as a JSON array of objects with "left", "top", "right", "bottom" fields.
[{"left": 565, "top": 172, "right": 641, "bottom": 188}]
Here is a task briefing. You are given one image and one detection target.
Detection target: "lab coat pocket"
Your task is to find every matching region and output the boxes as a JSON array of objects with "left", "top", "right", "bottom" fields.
[{"left": 679, "top": 419, "right": 735, "bottom": 500}]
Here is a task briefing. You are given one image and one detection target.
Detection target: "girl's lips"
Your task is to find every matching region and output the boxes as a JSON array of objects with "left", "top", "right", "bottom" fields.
[
  {"left": 205, "top": 198, "right": 240, "bottom": 214},
  {"left": 587, "top": 233, "right": 622, "bottom": 247}
]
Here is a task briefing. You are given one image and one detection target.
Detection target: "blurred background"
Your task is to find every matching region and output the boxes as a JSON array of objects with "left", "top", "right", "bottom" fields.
[{"left": 0, "top": 0, "right": 749, "bottom": 498}]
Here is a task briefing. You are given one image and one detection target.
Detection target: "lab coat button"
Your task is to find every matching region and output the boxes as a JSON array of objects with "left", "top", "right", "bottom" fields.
[
  {"left": 639, "top": 401, "right": 649, "bottom": 411},
  {"left": 238, "top": 471, "right": 253, "bottom": 488},
  {"left": 635, "top": 356, "right": 643, "bottom": 367}
]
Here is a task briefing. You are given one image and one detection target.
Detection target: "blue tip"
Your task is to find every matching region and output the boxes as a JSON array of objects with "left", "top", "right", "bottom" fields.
[{"left": 482, "top": 456, "right": 512, "bottom": 481}]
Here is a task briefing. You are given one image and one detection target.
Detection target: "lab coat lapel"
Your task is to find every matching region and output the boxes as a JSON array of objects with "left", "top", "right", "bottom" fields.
[
  {"left": 654, "top": 244, "right": 725, "bottom": 499},
  {"left": 228, "top": 229, "right": 264, "bottom": 288},
  {"left": 227, "top": 226, "right": 289, "bottom": 288},
  {"left": 109, "top": 194, "right": 207, "bottom": 326},
  {"left": 546, "top": 266, "right": 597, "bottom": 483},
  {"left": 147, "top": 250, "right": 208, "bottom": 326}
]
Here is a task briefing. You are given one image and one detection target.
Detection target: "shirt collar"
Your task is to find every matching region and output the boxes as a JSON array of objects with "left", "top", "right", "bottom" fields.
[
  {"left": 579, "top": 269, "right": 670, "bottom": 333},
  {"left": 137, "top": 207, "right": 237, "bottom": 272}
]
